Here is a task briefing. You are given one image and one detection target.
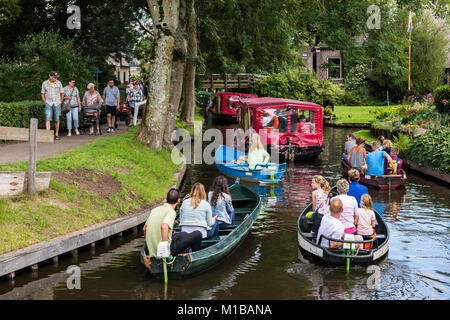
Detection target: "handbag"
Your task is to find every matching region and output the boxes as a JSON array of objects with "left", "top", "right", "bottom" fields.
[{"left": 62, "top": 87, "right": 75, "bottom": 113}]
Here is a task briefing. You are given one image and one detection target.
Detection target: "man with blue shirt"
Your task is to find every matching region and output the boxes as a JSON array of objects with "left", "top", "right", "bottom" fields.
[
  {"left": 366, "top": 141, "right": 394, "bottom": 175},
  {"left": 102, "top": 79, "right": 120, "bottom": 133},
  {"left": 347, "top": 169, "right": 368, "bottom": 208}
]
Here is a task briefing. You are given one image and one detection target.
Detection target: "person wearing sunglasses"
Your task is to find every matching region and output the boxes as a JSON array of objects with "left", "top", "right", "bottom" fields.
[{"left": 63, "top": 77, "right": 82, "bottom": 136}]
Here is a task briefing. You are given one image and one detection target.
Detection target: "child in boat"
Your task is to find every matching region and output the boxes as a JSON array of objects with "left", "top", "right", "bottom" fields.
[
  {"left": 247, "top": 133, "right": 270, "bottom": 170},
  {"left": 355, "top": 194, "right": 376, "bottom": 240},
  {"left": 382, "top": 139, "right": 393, "bottom": 156},
  {"left": 208, "top": 176, "right": 235, "bottom": 227},
  {"left": 386, "top": 146, "right": 403, "bottom": 175},
  {"left": 308, "top": 175, "right": 331, "bottom": 234},
  {"left": 179, "top": 183, "right": 217, "bottom": 239},
  {"left": 377, "top": 136, "right": 385, "bottom": 151}
]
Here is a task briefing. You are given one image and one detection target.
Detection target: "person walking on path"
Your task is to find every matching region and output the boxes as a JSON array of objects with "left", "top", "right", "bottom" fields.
[
  {"left": 102, "top": 79, "right": 120, "bottom": 133},
  {"left": 83, "top": 83, "right": 103, "bottom": 135},
  {"left": 126, "top": 82, "right": 144, "bottom": 126},
  {"left": 41, "top": 71, "right": 64, "bottom": 140},
  {"left": 63, "top": 77, "right": 82, "bottom": 136}
]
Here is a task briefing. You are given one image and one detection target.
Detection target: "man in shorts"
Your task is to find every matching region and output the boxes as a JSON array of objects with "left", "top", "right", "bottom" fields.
[
  {"left": 41, "top": 71, "right": 64, "bottom": 140},
  {"left": 102, "top": 78, "right": 120, "bottom": 133}
]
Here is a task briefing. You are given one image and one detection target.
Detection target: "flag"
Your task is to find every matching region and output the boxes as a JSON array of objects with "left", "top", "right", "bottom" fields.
[{"left": 408, "top": 11, "right": 413, "bottom": 33}]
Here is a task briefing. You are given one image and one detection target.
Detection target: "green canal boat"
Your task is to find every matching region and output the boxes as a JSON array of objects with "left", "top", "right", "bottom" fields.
[{"left": 140, "top": 182, "right": 261, "bottom": 279}]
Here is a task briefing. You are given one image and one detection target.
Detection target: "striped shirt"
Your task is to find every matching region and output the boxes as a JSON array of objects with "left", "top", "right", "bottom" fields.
[{"left": 41, "top": 80, "right": 64, "bottom": 106}]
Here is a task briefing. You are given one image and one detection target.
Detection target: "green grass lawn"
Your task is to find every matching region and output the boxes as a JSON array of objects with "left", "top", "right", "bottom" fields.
[
  {"left": 0, "top": 126, "right": 180, "bottom": 254},
  {"left": 332, "top": 106, "right": 397, "bottom": 124},
  {"left": 353, "top": 129, "right": 377, "bottom": 143}
]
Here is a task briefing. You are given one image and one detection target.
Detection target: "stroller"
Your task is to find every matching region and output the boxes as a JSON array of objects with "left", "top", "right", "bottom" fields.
[
  {"left": 80, "top": 107, "right": 102, "bottom": 135},
  {"left": 116, "top": 103, "right": 132, "bottom": 126}
]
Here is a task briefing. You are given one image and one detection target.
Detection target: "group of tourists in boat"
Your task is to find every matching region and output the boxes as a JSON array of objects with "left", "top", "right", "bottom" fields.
[
  {"left": 307, "top": 173, "right": 377, "bottom": 247},
  {"left": 143, "top": 176, "right": 235, "bottom": 260},
  {"left": 297, "top": 168, "right": 389, "bottom": 266},
  {"left": 341, "top": 133, "right": 407, "bottom": 190}
]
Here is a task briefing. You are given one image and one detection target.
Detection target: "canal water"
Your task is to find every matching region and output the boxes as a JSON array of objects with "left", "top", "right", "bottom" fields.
[{"left": 1, "top": 125, "right": 449, "bottom": 300}]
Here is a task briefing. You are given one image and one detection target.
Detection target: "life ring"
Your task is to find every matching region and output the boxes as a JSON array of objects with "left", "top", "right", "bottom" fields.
[{"left": 272, "top": 115, "right": 279, "bottom": 129}]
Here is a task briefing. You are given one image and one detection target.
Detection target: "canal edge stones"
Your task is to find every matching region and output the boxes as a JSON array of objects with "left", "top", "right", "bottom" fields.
[{"left": 0, "top": 159, "right": 187, "bottom": 280}]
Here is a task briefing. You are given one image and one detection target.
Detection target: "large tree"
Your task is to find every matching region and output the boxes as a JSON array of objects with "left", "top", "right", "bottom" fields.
[
  {"left": 135, "top": 0, "right": 181, "bottom": 149},
  {"left": 179, "top": 0, "right": 197, "bottom": 124}
]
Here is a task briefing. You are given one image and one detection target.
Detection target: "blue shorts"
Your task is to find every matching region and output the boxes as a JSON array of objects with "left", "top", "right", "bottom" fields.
[{"left": 44, "top": 103, "right": 61, "bottom": 122}]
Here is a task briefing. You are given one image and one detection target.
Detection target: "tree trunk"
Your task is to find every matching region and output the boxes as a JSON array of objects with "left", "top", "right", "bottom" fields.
[
  {"left": 180, "top": 0, "right": 197, "bottom": 124},
  {"left": 163, "top": 1, "right": 188, "bottom": 149},
  {"left": 136, "top": 0, "right": 181, "bottom": 150}
]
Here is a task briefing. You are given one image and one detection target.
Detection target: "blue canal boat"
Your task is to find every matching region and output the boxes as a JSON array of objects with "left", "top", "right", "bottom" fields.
[{"left": 214, "top": 145, "right": 286, "bottom": 184}]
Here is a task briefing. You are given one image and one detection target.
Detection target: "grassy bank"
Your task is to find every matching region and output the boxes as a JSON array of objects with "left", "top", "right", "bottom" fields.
[
  {"left": 353, "top": 129, "right": 377, "bottom": 143},
  {"left": 176, "top": 106, "right": 205, "bottom": 136},
  {"left": 0, "top": 127, "right": 180, "bottom": 254},
  {"left": 332, "top": 106, "right": 397, "bottom": 124}
]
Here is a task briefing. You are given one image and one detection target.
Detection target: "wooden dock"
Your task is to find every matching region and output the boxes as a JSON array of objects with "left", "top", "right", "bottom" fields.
[{"left": 198, "top": 73, "right": 266, "bottom": 90}]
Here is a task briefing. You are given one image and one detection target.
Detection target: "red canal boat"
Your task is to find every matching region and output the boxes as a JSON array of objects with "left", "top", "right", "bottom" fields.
[
  {"left": 239, "top": 97, "right": 324, "bottom": 161},
  {"left": 341, "top": 159, "right": 407, "bottom": 190},
  {"left": 209, "top": 92, "right": 258, "bottom": 123}
]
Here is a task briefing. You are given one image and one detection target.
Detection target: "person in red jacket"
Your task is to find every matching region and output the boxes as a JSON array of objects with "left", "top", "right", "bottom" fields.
[{"left": 295, "top": 115, "right": 311, "bottom": 133}]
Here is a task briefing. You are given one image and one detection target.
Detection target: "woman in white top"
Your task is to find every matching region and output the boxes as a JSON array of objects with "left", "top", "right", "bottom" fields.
[
  {"left": 179, "top": 183, "right": 216, "bottom": 239},
  {"left": 331, "top": 179, "right": 358, "bottom": 234}
]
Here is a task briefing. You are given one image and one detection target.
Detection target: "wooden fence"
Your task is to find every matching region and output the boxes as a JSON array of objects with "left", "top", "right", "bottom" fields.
[{"left": 198, "top": 73, "right": 266, "bottom": 91}]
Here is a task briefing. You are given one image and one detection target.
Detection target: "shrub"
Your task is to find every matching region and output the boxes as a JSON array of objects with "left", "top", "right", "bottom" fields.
[
  {"left": 323, "top": 106, "right": 333, "bottom": 116},
  {"left": 0, "top": 101, "right": 106, "bottom": 131},
  {"left": 405, "top": 128, "right": 450, "bottom": 174},
  {"left": 433, "top": 85, "right": 450, "bottom": 113},
  {"left": 253, "top": 67, "right": 345, "bottom": 104},
  {"left": 345, "top": 64, "right": 369, "bottom": 91},
  {"left": 392, "top": 133, "right": 411, "bottom": 158}
]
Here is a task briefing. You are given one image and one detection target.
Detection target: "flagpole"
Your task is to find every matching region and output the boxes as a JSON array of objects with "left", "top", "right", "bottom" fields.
[
  {"left": 408, "top": 28, "right": 411, "bottom": 92},
  {"left": 408, "top": 11, "right": 412, "bottom": 93}
]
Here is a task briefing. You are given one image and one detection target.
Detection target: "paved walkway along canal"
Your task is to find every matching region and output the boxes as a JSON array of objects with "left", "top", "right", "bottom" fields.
[
  {"left": 0, "top": 123, "right": 127, "bottom": 165},
  {"left": 0, "top": 125, "right": 449, "bottom": 299}
]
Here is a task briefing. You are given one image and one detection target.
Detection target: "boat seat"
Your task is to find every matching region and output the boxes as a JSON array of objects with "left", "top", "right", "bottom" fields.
[
  {"left": 220, "top": 224, "right": 238, "bottom": 230},
  {"left": 301, "top": 232, "right": 314, "bottom": 240},
  {"left": 234, "top": 208, "right": 252, "bottom": 215},
  {"left": 232, "top": 197, "right": 255, "bottom": 203},
  {"left": 201, "top": 236, "right": 221, "bottom": 247},
  {"left": 374, "top": 234, "right": 386, "bottom": 240}
]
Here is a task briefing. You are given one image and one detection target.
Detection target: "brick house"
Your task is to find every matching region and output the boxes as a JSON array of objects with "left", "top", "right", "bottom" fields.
[
  {"left": 301, "top": 44, "right": 343, "bottom": 83},
  {"left": 107, "top": 53, "right": 131, "bottom": 84}
]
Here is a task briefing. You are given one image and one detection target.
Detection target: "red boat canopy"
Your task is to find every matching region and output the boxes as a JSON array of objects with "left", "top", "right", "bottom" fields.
[
  {"left": 213, "top": 92, "right": 258, "bottom": 116},
  {"left": 239, "top": 97, "right": 323, "bottom": 148},
  {"left": 240, "top": 97, "right": 321, "bottom": 109}
]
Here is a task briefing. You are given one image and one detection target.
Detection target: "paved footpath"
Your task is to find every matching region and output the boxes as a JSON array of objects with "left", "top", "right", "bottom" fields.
[{"left": 0, "top": 123, "right": 130, "bottom": 165}]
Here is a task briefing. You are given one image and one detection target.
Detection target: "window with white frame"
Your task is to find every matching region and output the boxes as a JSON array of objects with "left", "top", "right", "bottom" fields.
[{"left": 327, "top": 58, "right": 341, "bottom": 80}]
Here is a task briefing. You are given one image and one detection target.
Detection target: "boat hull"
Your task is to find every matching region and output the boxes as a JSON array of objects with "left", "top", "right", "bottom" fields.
[
  {"left": 341, "top": 160, "right": 406, "bottom": 189},
  {"left": 297, "top": 188, "right": 389, "bottom": 267}
]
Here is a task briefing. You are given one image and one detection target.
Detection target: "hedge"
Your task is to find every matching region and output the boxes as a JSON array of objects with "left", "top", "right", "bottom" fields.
[
  {"left": 0, "top": 101, "right": 108, "bottom": 131},
  {"left": 253, "top": 67, "right": 345, "bottom": 105}
]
